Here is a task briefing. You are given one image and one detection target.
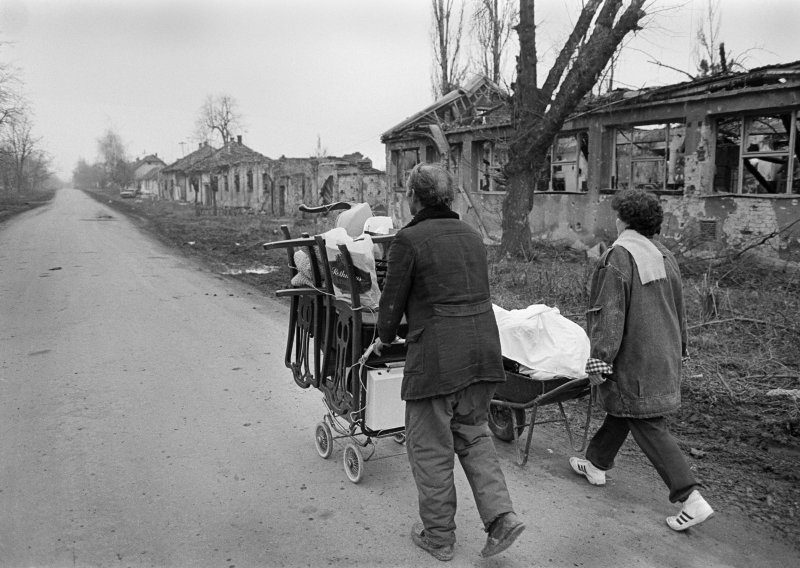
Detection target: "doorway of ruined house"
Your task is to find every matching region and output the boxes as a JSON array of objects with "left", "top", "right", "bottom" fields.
[{"left": 278, "top": 184, "right": 286, "bottom": 216}]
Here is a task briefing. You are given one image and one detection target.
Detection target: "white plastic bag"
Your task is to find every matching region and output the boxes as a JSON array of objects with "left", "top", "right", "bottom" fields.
[
  {"left": 493, "top": 304, "right": 589, "bottom": 380},
  {"left": 324, "top": 227, "right": 381, "bottom": 309}
]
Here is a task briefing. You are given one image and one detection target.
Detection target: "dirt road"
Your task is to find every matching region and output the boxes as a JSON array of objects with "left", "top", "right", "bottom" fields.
[{"left": 0, "top": 188, "right": 796, "bottom": 567}]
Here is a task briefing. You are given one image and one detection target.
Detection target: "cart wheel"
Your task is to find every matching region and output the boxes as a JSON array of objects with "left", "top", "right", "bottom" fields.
[
  {"left": 314, "top": 421, "right": 333, "bottom": 459},
  {"left": 488, "top": 405, "right": 526, "bottom": 442},
  {"left": 393, "top": 433, "right": 406, "bottom": 445},
  {"left": 343, "top": 443, "right": 364, "bottom": 483}
]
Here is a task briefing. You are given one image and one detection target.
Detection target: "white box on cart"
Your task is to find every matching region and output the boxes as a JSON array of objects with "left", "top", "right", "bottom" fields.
[{"left": 364, "top": 365, "right": 405, "bottom": 431}]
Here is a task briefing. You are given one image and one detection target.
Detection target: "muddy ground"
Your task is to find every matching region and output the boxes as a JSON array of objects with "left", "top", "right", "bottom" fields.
[{"left": 62, "top": 190, "right": 800, "bottom": 552}]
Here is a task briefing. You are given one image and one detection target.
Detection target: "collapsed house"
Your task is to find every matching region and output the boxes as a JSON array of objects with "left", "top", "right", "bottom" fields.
[
  {"left": 189, "top": 136, "right": 272, "bottom": 210},
  {"left": 161, "top": 139, "right": 387, "bottom": 217},
  {"left": 266, "top": 153, "right": 387, "bottom": 216},
  {"left": 160, "top": 142, "right": 218, "bottom": 202},
  {"left": 382, "top": 63, "right": 800, "bottom": 261}
]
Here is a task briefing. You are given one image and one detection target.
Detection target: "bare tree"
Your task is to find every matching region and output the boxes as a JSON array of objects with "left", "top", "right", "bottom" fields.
[
  {"left": 431, "top": 0, "right": 468, "bottom": 98},
  {"left": 194, "top": 93, "right": 243, "bottom": 146},
  {"left": 471, "top": 0, "right": 517, "bottom": 87},
  {"left": 312, "top": 134, "right": 328, "bottom": 159},
  {"left": 0, "top": 113, "right": 39, "bottom": 192},
  {"left": 0, "top": 60, "right": 23, "bottom": 131},
  {"left": 96, "top": 128, "right": 131, "bottom": 189},
  {"left": 694, "top": 0, "right": 747, "bottom": 76},
  {"left": 501, "top": 0, "right": 648, "bottom": 258}
]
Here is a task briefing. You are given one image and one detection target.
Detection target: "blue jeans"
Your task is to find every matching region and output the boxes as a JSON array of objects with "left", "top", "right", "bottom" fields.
[
  {"left": 405, "top": 382, "right": 514, "bottom": 546},
  {"left": 586, "top": 414, "right": 698, "bottom": 503}
]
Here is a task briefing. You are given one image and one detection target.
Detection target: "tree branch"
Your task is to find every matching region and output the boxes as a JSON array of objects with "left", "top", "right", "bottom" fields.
[
  {"left": 540, "top": 0, "right": 602, "bottom": 105},
  {"left": 647, "top": 59, "right": 696, "bottom": 81}
]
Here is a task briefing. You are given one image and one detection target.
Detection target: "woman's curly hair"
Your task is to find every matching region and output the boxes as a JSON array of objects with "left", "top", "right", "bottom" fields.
[{"left": 611, "top": 189, "right": 663, "bottom": 237}]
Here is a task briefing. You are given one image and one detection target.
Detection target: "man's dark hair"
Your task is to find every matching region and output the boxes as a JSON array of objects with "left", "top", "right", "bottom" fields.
[
  {"left": 611, "top": 189, "right": 663, "bottom": 237},
  {"left": 406, "top": 163, "right": 454, "bottom": 208}
]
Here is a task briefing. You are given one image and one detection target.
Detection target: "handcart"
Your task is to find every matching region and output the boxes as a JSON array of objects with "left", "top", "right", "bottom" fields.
[
  {"left": 263, "top": 203, "right": 407, "bottom": 483},
  {"left": 488, "top": 358, "right": 593, "bottom": 466}
]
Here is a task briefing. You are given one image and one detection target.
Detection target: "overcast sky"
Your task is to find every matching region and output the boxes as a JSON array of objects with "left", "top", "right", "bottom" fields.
[{"left": 1, "top": 0, "right": 799, "bottom": 179}]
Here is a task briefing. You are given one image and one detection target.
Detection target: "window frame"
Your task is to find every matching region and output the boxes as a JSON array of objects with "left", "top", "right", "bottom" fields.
[
  {"left": 537, "top": 131, "right": 590, "bottom": 193},
  {"left": 611, "top": 122, "right": 686, "bottom": 194},
  {"left": 472, "top": 138, "right": 508, "bottom": 193},
  {"left": 714, "top": 111, "right": 799, "bottom": 195}
]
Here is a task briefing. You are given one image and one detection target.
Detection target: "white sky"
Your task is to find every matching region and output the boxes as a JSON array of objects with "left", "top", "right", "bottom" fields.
[{"left": 1, "top": 0, "right": 799, "bottom": 179}]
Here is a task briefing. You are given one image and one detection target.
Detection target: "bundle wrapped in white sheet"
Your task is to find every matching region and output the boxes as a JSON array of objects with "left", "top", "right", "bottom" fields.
[{"left": 493, "top": 304, "right": 589, "bottom": 381}]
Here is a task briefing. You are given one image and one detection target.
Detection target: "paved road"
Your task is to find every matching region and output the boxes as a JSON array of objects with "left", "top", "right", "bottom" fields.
[{"left": 0, "top": 188, "right": 796, "bottom": 567}]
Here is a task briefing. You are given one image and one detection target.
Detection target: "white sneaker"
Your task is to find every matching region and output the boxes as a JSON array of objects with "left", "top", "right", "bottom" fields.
[
  {"left": 666, "top": 490, "right": 714, "bottom": 531},
  {"left": 569, "top": 457, "right": 606, "bottom": 486}
]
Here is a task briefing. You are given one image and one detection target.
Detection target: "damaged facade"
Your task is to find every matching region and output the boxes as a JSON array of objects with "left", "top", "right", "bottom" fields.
[
  {"left": 382, "top": 64, "right": 800, "bottom": 260},
  {"left": 160, "top": 142, "right": 218, "bottom": 202},
  {"left": 158, "top": 138, "right": 386, "bottom": 217}
]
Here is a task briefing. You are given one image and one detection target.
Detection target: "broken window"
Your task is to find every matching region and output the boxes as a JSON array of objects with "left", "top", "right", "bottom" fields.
[
  {"left": 246, "top": 169, "right": 253, "bottom": 192},
  {"left": 449, "top": 143, "right": 462, "bottom": 186},
  {"left": 546, "top": 132, "right": 589, "bottom": 192},
  {"left": 472, "top": 139, "right": 508, "bottom": 192},
  {"left": 391, "top": 148, "right": 420, "bottom": 190},
  {"left": 714, "top": 111, "right": 800, "bottom": 194},
  {"left": 223, "top": 174, "right": 229, "bottom": 192},
  {"left": 234, "top": 173, "right": 240, "bottom": 192},
  {"left": 613, "top": 123, "right": 685, "bottom": 192}
]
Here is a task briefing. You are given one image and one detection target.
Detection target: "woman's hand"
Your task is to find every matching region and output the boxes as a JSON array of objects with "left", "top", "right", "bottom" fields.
[{"left": 588, "top": 373, "right": 606, "bottom": 386}]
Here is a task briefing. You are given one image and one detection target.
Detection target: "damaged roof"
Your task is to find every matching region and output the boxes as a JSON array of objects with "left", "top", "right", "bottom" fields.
[
  {"left": 192, "top": 139, "right": 271, "bottom": 172},
  {"left": 381, "top": 75, "right": 509, "bottom": 141},
  {"left": 572, "top": 59, "right": 800, "bottom": 116},
  {"left": 162, "top": 143, "right": 218, "bottom": 174},
  {"left": 383, "top": 61, "right": 800, "bottom": 140}
]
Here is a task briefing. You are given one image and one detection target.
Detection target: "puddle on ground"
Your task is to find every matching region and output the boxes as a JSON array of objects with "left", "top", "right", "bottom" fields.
[{"left": 220, "top": 265, "right": 279, "bottom": 276}]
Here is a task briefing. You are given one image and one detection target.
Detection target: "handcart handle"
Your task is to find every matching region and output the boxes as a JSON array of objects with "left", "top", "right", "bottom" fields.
[
  {"left": 298, "top": 202, "right": 352, "bottom": 214},
  {"left": 275, "top": 287, "right": 324, "bottom": 298}
]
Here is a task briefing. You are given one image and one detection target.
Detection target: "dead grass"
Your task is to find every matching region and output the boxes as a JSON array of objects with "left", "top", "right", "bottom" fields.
[{"left": 0, "top": 188, "right": 57, "bottom": 221}]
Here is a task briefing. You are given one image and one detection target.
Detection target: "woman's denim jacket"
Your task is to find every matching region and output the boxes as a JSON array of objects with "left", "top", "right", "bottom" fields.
[
  {"left": 587, "top": 240, "right": 688, "bottom": 418},
  {"left": 377, "top": 211, "right": 504, "bottom": 401}
]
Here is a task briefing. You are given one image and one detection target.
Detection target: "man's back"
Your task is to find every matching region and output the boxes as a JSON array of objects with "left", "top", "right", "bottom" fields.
[{"left": 378, "top": 215, "right": 504, "bottom": 400}]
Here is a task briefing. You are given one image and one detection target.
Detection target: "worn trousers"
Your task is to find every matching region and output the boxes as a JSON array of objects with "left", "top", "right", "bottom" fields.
[
  {"left": 586, "top": 413, "right": 698, "bottom": 503},
  {"left": 405, "top": 381, "right": 514, "bottom": 547}
]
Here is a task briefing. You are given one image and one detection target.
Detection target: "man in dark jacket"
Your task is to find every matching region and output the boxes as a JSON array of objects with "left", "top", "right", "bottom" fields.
[{"left": 374, "top": 163, "right": 524, "bottom": 561}]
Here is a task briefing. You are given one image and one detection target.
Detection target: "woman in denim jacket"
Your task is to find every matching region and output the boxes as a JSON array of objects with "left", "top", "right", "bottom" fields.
[{"left": 570, "top": 189, "right": 715, "bottom": 531}]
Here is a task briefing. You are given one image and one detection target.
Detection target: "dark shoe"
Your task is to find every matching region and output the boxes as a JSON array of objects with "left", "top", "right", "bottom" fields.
[
  {"left": 411, "top": 522, "right": 454, "bottom": 562},
  {"left": 480, "top": 512, "right": 525, "bottom": 558}
]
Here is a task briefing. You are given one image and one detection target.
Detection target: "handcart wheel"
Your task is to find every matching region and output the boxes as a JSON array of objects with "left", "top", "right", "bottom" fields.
[
  {"left": 488, "top": 404, "right": 526, "bottom": 442},
  {"left": 343, "top": 443, "right": 364, "bottom": 483},
  {"left": 392, "top": 433, "right": 406, "bottom": 445},
  {"left": 314, "top": 421, "right": 333, "bottom": 459}
]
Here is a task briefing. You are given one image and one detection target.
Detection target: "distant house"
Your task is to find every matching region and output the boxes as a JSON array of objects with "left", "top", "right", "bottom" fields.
[
  {"left": 139, "top": 165, "right": 163, "bottom": 198},
  {"left": 255, "top": 152, "right": 386, "bottom": 218},
  {"left": 160, "top": 142, "right": 218, "bottom": 201},
  {"left": 382, "top": 63, "right": 800, "bottom": 260},
  {"left": 131, "top": 154, "right": 165, "bottom": 197},
  {"left": 190, "top": 136, "right": 271, "bottom": 209}
]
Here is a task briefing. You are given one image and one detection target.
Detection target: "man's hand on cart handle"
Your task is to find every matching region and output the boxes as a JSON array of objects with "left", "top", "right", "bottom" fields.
[{"left": 373, "top": 337, "right": 386, "bottom": 356}]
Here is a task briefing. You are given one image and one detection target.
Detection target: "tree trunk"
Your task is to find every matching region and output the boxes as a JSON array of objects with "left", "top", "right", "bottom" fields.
[
  {"left": 500, "top": 170, "right": 534, "bottom": 259},
  {"left": 500, "top": 0, "right": 646, "bottom": 258}
]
